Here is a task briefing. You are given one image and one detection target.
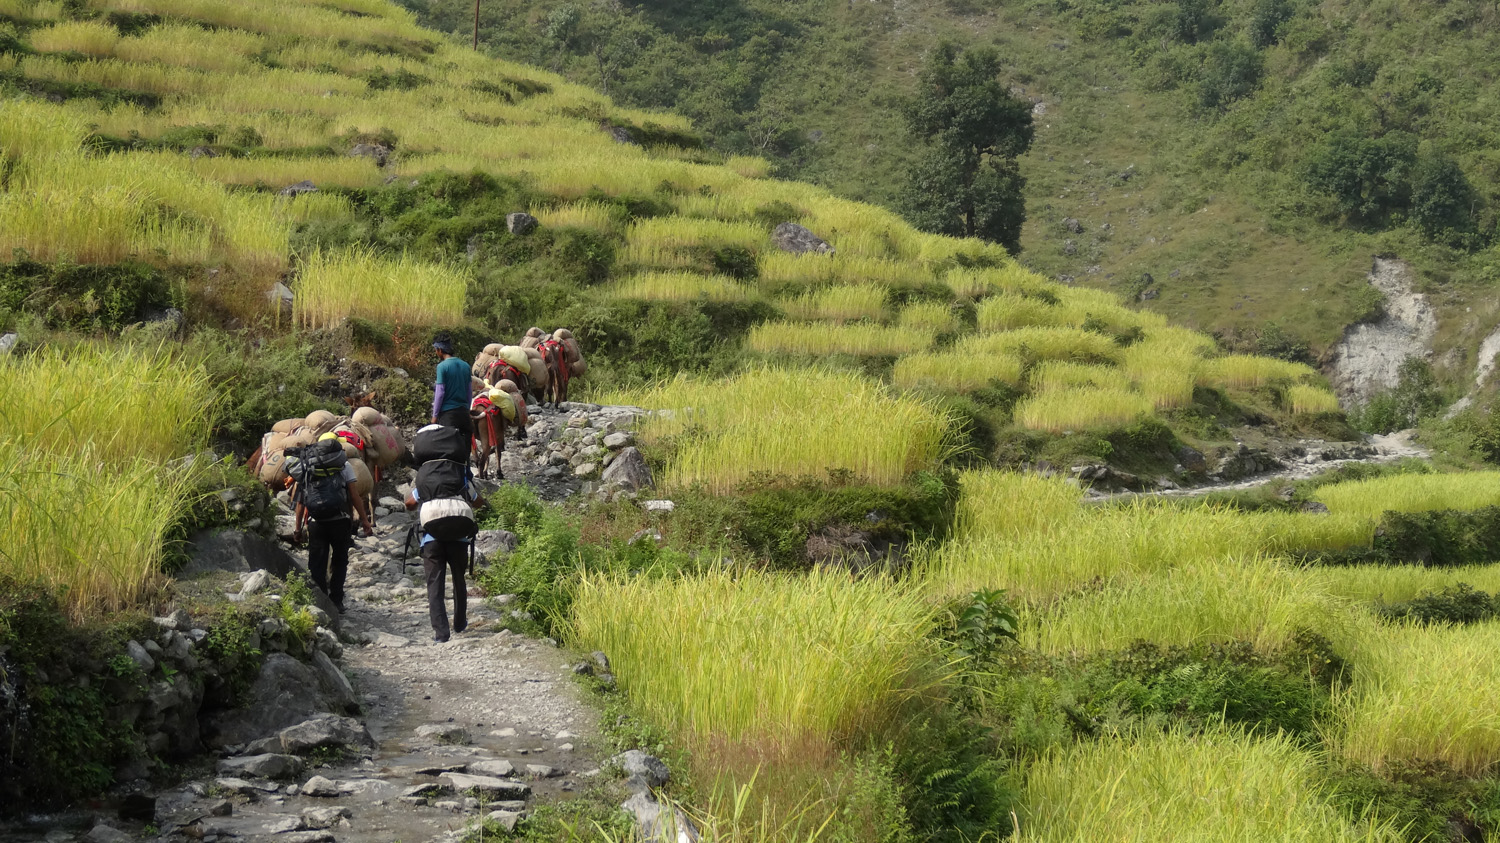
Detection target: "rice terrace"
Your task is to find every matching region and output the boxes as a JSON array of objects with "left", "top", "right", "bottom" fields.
[{"left": 8, "top": 0, "right": 1500, "bottom": 840}]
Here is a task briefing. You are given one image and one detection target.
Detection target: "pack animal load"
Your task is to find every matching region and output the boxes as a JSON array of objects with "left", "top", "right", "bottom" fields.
[
  {"left": 412, "top": 425, "right": 477, "bottom": 544},
  {"left": 289, "top": 438, "right": 349, "bottom": 522}
]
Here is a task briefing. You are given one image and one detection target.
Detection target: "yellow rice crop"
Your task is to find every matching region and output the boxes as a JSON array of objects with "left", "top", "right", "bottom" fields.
[
  {"left": 179, "top": 154, "right": 387, "bottom": 190},
  {"left": 975, "top": 293, "right": 1065, "bottom": 331},
  {"left": 1014, "top": 388, "right": 1154, "bottom": 432},
  {"left": 1287, "top": 383, "right": 1342, "bottom": 414},
  {"left": 86, "top": 0, "right": 438, "bottom": 51},
  {"left": 19, "top": 54, "right": 219, "bottom": 96},
  {"left": 529, "top": 201, "right": 623, "bottom": 233},
  {"left": 1018, "top": 729, "right": 1401, "bottom": 842},
  {"left": 829, "top": 255, "right": 932, "bottom": 287},
  {"left": 1199, "top": 354, "right": 1318, "bottom": 388},
  {"left": 758, "top": 251, "right": 834, "bottom": 286},
  {"left": 725, "top": 155, "right": 772, "bottom": 179},
  {"left": 747, "top": 322, "right": 931, "bottom": 357},
  {"left": 623, "top": 217, "right": 766, "bottom": 269},
  {"left": 568, "top": 568, "right": 939, "bottom": 746},
  {"left": 957, "top": 327, "right": 1123, "bottom": 363},
  {"left": 607, "top": 272, "right": 753, "bottom": 303},
  {"left": 944, "top": 264, "right": 1049, "bottom": 299},
  {"left": 116, "top": 24, "right": 267, "bottom": 73},
  {"left": 891, "top": 352, "right": 1023, "bottom": 392},
  {"left": 1052, "top": 285, "right": 1168, "bottom": 333},
  {"left": 1314, "top": 563, "right": 1500, "bottom": 607},
  {"left": 1315, "top": 471, "right": 1500, "bottom": 520},
  {"left": 896, "top": 301, "right": 957, "bottom": 333},
  {"left": 28, "top": 19, "right": 120, "bottom": 55},
  {"left": 616, "top": 367, "right": 955, "bottom": 492},
  {"left": 778, "top": 285, "right": 886, "bottom": 323},
  {"left": 294, "top": 247, "right": 468, "bottom": 328},
  {"left": 1028, "top": 361, "right": 1118, "bottom": 393}
]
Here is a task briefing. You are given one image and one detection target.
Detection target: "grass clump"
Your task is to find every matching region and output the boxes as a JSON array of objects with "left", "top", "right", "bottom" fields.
[
  {"left": 1287, "top": 383, "right": 1342, "bottom": 415},
  {"left": 747, "top": 321, "right": 930, "bottom": 357},
  {"left": 294, "top": 247, "right": 468, "bottom": 328},
  {"left": 892, "top": 351, "right": 1023, "bottom": 393},
  {"left": 778, "top": 285, "right": 887, "bottom": 323},
  {"left": 1315, "top": 472, "right": 1500, "bottom": 521},
  {"left": 976, "top": 292, "right": 1063, "bottom": 332},
  {"left": 607, "top": 272, "right": 753, "bottom": 303},
  {"left": 896, "top": 301, "right": 957, "bottom": 333},
  {"left": 613, "top": 367, "right": 955, "bottom": 493},
  {"left": 1198, "top": 354, "right": 1318, "bottom": 389},
  {"left": 956, "top": 327, "right": 1122, "bottom": 364},
  {"left": 1013, "top": 387, "right": 1154, "bottom": 433},
  {"left": 1017, "top": 729, "right": 1401, "bottom": 842}
]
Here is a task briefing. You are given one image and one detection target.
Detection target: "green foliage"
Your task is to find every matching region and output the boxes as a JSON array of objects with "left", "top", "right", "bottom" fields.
[
  {"left": 0, "top": 259, "right": 178, "bottom": 333},
  {"left": 1350, "top": 358, "right": 1445, "bottom": 434},
  {"left": 1324, "top": 761, "right": 1500, "bottom": 843},
  {"left": 1378, "top": 583, "right": 1498, "bottom": 626},
  {"left": 370, "top": 374, "right": 431, "bottom": 428},
  {"left": 181, "top": 327, "right": 341, "bottom": 450},
  {"left": 1196, "top": 40, "right": 1263, "bottom": 110},
  {"left": 1410, "top": 151, "right": 1480, "bottom": 247},
  {"left": 1375, "top": 507, "right": 1500, "bottom": 567},
  {"left": 939, "top": 589, "right": 1018, "bottom": 664},
  {"left": 198, "top": 605, "right": 263, "bottom": 707},
  {"left": 891, "top": 714, "right": 1016, "bottom": 843},
  {"left": 900, "top": 42, "right": 1033, "bottom": 253}
]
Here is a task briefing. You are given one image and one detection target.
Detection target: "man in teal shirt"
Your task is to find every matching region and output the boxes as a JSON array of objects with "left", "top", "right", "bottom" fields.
[{"left": 430, "top": 335, "right": 472, "bottom": 436}]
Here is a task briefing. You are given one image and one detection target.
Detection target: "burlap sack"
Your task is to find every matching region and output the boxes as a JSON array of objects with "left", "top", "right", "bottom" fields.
[
  {"left": 472, "top": 351, "right": 496, "bottom": 379},
  {"left": 304, "top": 409, "right": 337, "bottom": 434},
  {"left": 528, "top": 356, "right": 548, "bottom": 385},
  {"left": 259, "top": 450, "right": 292, "bottom": 487},
  {"left": 571, "top": 358, "right": 588, "bottom": 376},
  {"left": 349, "top": 458, "right": 374, "bottom": 505},
  {"left": 352, "top": 407, "right": 383, "bottom": 428},
  {"left": 340, "top": 440, "right": 362, "bottom": 462},
  {"left": 271, "top": 417, "right": 303, "bottom": 435},
  {"left": 483, "top": 342, "right": 505, "bottom": 358},
  {"left": 264, "top": 431, "right": 289, "bottom": 455},
  {"left": 520, "top": 336, "right": 540, "bottom": 349},
  {"left": 382, "top": 423, "right": 406, "bottom": 462},
  {"left": 471, "top": 375, "right": 487, "bottom": 394},
  {"left": 282, "top": 430, "right": 315, "bottom": 450}
]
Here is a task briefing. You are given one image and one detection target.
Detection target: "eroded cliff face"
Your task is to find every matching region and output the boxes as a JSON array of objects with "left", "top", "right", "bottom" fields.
[{"left": 1330, "top": 257, "right": 1437, "bottom": 407}]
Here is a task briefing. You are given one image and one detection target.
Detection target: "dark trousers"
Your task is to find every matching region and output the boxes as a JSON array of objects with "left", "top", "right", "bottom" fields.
[
  {"left": 436, "top": 407, "right": 472, "bottom": 437},
  {"left": 422, "top": 540, "right": 469, "bottom": 640},
  {"left": 308, "top": 518, "right": 353, "bottom": 606}
]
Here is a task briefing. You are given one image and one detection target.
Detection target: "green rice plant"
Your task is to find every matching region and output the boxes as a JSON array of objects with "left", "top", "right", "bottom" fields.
[
  {"left": 1018, "top": 728, "right": 1401, "bottom": 842},
  {"left": 617, "top": 367, "right": 955, "bottom": 492},
  {"left": 87, "top": 0, "right": 437, "bottom": 51},
  {"left": 0, "top": 341, "right": 213, "bottom": 463},
  {"left": 180, "top": 153, "right": 386, "bottom": 190},
  {"left": 1120, "top": 339, "right": 1203, "bottom": 409},
  {"left": 0, "top": 446, "right": 199, "bottom": 619},
  {"left": 1013, "top": 387, "right": 1154, "bottom": 432},
  {"left": 725, "top": 155, "right": 771, "bottom": 179},
  {"left": 778, "top": 285, "right": 886, "bottom": 323},
  {"left": 0, "top": 98, "right": 88, "bottom": 162},
  {"left": 1336, "top": 620, "right": 1500, "bottom": 775},
  {"left": 828, "top": 255, "right": 932, "bottom": 287},
  {"left": 568, "top": 567, "right": 941, "bottom": 746},
  {"left": 115, "top": 23, "right": 266, "bottom": 73},
  {"left": 18, "top": 54, "right": 219, "bottom": 96},
  {"left": 1315, "top": 471, "right": 1500, "bottom": 520},
  {"left": 0, "top": 0, "right": 62, "bottom": 20},
  {"left": 1199, "top": 354, "right": 1318, "bottom": 389},
  {"left": 944, "top": 264, "right": 1048, "bottom": 299},
  {"left": 274, "top": 191, "right": 354, "bottom": 224},
  {"left": 956, "top": 327, "right": 1123, "bottom": 364},
  {"left": 951, "top": 470, "right": 1084, "bottom": 543},
  {"left": 1029, "top": 557, "right": 1356, "bottom": 654},
  {"left": 28, "top": 19, "right": 120, "bottom": 56},
  {"left": 896, "top": 301, "right": 956, "bottom": 333},
  {"left": 1052, "top": 285, "right": 1168, "bottom": 333},
  {"left": 530, "top": 200, "right": 623, "bottom": 233},
  {"left": 916, "top": 233, "right": 1010, "bottom": 269},
  {"left": 747, "top": 322, "right": 932, "bottom": 357},
  {"left": 607, "top": 272, "right": 753, "bottom": 303},
  {"left": 1028, "top": 361, "right": 1118, "bottom": 393},
  {"left": 1287, "top": 383, "right": 1342, "bottom": 414},
  {"left": 294, "top": 247, "right": 468, "bottom": 328},
  {"left": 975, "top": 292, "right": 1065, "bottom": 331},
  {"left": 803, "top": 198, "right": 918, "bottom": 260},
  {"left": 758, "top": 250, "right": 834, "bottom": 286},
  {"left": 1132, "top": 368, "right": 1197, "bottom": 409},
  {"left": 891, "top": 351, "right": 1023, "bottom": 392},
  {"left": 623, "top": 217, "right": 765, "bottom": 269},
  {"left": 1314, "top": 563, "right": 1500, "bottom": 606}
]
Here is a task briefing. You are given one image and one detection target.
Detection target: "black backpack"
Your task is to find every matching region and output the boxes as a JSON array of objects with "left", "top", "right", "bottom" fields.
[
  {"left": 291, "top": 439, "right": 349, "bottom": 522},
  {"left": 415, "top": 458, "right": 477, "bottom": 542},
  {"left": 413, "top": 424, "right": 469, "bottom": 465}
]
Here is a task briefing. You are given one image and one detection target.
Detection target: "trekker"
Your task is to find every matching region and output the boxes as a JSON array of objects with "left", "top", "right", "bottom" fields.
[
  {"left": 431, "top": 334, "right": 472, "bottom": 436},
  {"left": 404, "top": 424, "right": 485, "bottom": 643},
  {"left": 291, "top": 432, "right": 374, "bottom": 612}
]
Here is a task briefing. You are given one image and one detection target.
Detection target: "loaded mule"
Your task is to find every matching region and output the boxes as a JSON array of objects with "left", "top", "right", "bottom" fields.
[{"left": 469, "top": 380, "right": 528, "bottom": 480}]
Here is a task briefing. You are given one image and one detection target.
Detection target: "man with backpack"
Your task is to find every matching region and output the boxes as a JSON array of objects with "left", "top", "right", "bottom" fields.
[
  {"left": 431, "top": 335, "right": 472, "bottom": 436},
  {"left": 290, "top": 433, "right": 374, "bottom": 613},
  {"left": 404, "top": 424, "right": 485, "bottom": 643}
]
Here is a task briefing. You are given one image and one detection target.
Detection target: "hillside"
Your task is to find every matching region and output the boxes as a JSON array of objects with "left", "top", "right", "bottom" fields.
[
  {"left": 413, "top": 0, "right": 1500, "bottom": 401},
  {"left": 7, "top": 1, "right": 1500, "bottom": 842}
]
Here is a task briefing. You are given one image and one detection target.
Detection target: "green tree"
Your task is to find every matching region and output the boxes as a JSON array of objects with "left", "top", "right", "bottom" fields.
[
  {"left": 1303, "top": 130, "right": 1417, "bottom": 224},
  {"left": 543, "top": 3, "right": 652, "bottom": 95},
  {"left": 900, "top": 42, "right": 1034, "bottom": 254},
  {"left": 1410, "top": 152, "right": 1480, "bottom": 247},
  {"left": 1197, "top": 39, "right": 1264, "bottom": 109}
]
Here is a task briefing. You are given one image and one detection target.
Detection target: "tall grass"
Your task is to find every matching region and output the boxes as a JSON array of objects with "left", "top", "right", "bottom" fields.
[
  {"left": 951, "top": 470, "right": 1083, "bottom": 543},
  {"left": 1013, "top": 387, "right": 1154, "bottom": 432},
  {"left": 1337, "top": 621, "right": 1500, "bottom": 775},
  {"left": 530, "top": 200, "right": 623, "bottom": 233},
  {"left": 1314, "top": 471, "right": 1500, "bottom": 520},
  {"left": 116, "top": 24, "right": 267, "bottom": 72},
  {"left": 1287, "top": 383, "right": 1342, "bottom": 414},
  {"left": 1028, "top": 361, "right": 1118, "bottom": 393},
  {"left": 615, "top": 367, "right": 954, "bottom": 492},
  {"left": 1018, "top": 729, "right": 1401, "bottom": 842},
  {"left": 0, "top": 342, "right": 213, "bottom": 463},
  {"left": 29, "top": 19, "right": 119, "bottom": 55},
  {"left": 976, "top": 293, "right": 1064, "bottom": 331},
  {"left": 1199, "top": 354, "right": 1318, "bottom": 388},
  {"left": 608, "top": 272, "right": 753, "bottom": 303},
  {"left": 778, "top": 285, "right": 886, "bottom": 323},
  {"left": 1315, "top": 563, "right": 1500, "bottom": 606},
  {"left": 759, "top": 251, "right": 834, "bottom": 286},
  {"left": 956, "top": 327, "right": 1123, "bottom": 363},
  {"left": 891, "top": 352, "right": 1023, "bottom": 392},
  {"left": 568, "top": 568, "right": 939, "bottom": 746},
  {"left": 294, "top": 248, "right": 468, "bottom": 328},
  {"left": 748, "top": 322, "right": 931, "bottom": 357},
  {"left": 624, "top": 217, "right": 766, "bottom": 268},
  {"left": 896, "top": 301, "right": 956, "bottom": 333}
]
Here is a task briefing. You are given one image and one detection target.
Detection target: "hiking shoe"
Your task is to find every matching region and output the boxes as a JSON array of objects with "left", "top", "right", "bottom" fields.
[
  {"left": 433, "top": 633, "right": 450, "bottom": 643},
  {"left": 333, "top": 599, "right": 346, "bottom": 614},
  {"left": 454, "top": 622, "right": 467, "bottom": 634}
]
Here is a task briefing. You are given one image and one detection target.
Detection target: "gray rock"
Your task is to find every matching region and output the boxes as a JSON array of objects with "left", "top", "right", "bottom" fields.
[
  {"left": 1063, "top": 217, "right": 1083, "bottom": 233},
  {"left": 590, "top": 651, "right": 611, "bottom": 672},
  {"left": 301, "top": 806, "right": 352, "bottom": 829},
  {"left": 363, "top": 630, "right": 410, "bottom": 648},
  {"left": 526, "top": 763, "right": 560, "bottom": 778},
  {"left": 183, "top": 528, "right": 296, "bottom": 579},
  {"left": 622, "top": 791, "right": 699, "bottom": 843},
  {"left": 84, "top": 823, "right": 132, "bottom": 843},
  {"left": 216, "top": 753, "right": 304, "bottom": 780},
  {"left": 1175, "top": 445, "right": 1208, "bottom": 474},
  {"left": 0, "top": 333, "right": 15, "bottom": 355},
  {"left": 1300, "top": 501, "right": 1331, "bottom": 514},
  {"left": 215, "top": 776, "right": 279, "bottom": 794},
  {"left": 279, "top": 180, "right": 317, "bottom": 196},
  {"left": 240, "top": 569, "right": 271, "bottom": 596},
  {"left": 507, "top": 212, "right": 539, "bottom": 235},
  {"left": 279, "top": 715, "right": 374, "bottom": 754},
  {"left": 475, "top": 530, "right": 519, "bottom": 561},
  {"left": 573, "top": 462, "right": 598, "bottom": 478},
  {"left": 601, "top": 447, "right": 652, "bottom": 492},
  {"left": 603, "top": 432, "right": 633, "bottom": 449},
  {"left": 206, "top": 654, "right": 334, "bottom": 747},
  {"left": 468, "top": 759, "right": 516, "bottom": 777},
  {"left": 416, "top": 723, "right": 471, "bottom": 744},
  {"left": 614, "top": 750, "right": 669, "bottom": 788},
  {"left": 642, "top": 500, "right": 674, "bottom": 513},
  {"left": 125, "top": 640, "right": 154, "bottom": 673},
  {"left": 487, "top": 810, "right": 522, "bottom": 831},
  {"left": 349, "top": 143, "right": 390, "bottom": 166},
  {"left": 301, "top": 775, "right": 341, "bottom": 797},
  {"left": 771, "top": 222, "right": 834, "bottom": 255},
  {"left": 438, "top": 772, "right": 531, "bottom": 798},
  {"left": 309, "top": 650, "right": 356, "bottom": 712}
]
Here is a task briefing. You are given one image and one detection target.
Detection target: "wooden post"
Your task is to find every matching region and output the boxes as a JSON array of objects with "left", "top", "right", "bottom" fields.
[{"left": 473, "top": 0, "right": 480, "bottom": 50}]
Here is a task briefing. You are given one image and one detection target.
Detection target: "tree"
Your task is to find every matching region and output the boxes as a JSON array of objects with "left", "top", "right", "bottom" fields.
[
  {"left": 543, "top": 3, "right": 652, "bottom": 95},
  {"left": 901, "top": 43, "right": 1034, "bottom": 254},
  {"left": 1303, "top": 130, "right": 1417, "bottom": 225},
  {"left": 1410, "top": 152, "right": 1479, "bottom": 247}
]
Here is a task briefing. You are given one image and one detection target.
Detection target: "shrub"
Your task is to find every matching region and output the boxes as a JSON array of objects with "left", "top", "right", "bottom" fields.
[
  {"left": 1377, "top": 583, "right": 1497, "bottom": 625},
  {"left": 183, "top": 328, "right": 341, "bottom": 450}
]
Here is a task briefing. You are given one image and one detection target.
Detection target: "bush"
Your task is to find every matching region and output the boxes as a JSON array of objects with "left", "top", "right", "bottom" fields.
[
  {"left": 1325, "top": 761, "right": 1500, "bottom": 843},
  {"left": 1350, "top": 358, "right": 1444, "bottom": 434},
  {"left": 182, "top": 328, "right": 342, "bottom": 451},
  {"left": 0, "top": 259, "right": 178, "bottom": 333},
  {"left": 1378, "top": 583, "right": 1497, "bottom": 625},
  {"left": 1375, "top": 507, "right": 1500, "bottom": 567}
]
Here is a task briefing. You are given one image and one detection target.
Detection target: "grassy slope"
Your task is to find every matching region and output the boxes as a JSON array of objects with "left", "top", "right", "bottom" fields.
[{"left": 413, "top": 0, "right": 1500, "bottom": 369}]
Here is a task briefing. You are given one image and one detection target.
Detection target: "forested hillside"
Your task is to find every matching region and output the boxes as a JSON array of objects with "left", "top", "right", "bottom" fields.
[{"left": 413, "top": 0, "right": 1500, "bottom": 372}]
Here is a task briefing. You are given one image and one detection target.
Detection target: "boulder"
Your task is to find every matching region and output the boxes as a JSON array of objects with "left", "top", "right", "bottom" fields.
[
  {"left": 278, "top": 180, "right": 317, "bottom": 196},
  {"left": 0, "top": 333, "right": 15, "bottom": 355},
  {"left": 1063, "top": 217, "right": 1083, "bottom": 233},
  {"left": 301, "top": 775, "right": 340, "bottom": 797},
  {"left": 301, "top": 806, "right": 352, "bottom": 829},
  {"left": 348, "top": 143, "right": 390, "bottom": 166},
  {"left": 474, "top": 530, "right": 519, "bottom": 561},
  {"left": 415, "top": 723, "right": 470, "bottom": 744},
  {"left": 601, "top": 447, "right": 652, "bottom": 493},
  {"left": 622, "top": 791, "right": 699, "bottom": 843},
  {"left": 205, "top": 655, "right": 336, "bottom": 747},
  {"left": 603, "top": 431, "right": 633, "bottom": 450},
  {"left": 506, "top": 212, "right": 539, "bottom": 235},
  {"left": 614, "top": 750, "right": 669, "bottom": 788},
  {"left": 182, "top": 529, "right": 296, "bottom": 580},
  {"left": 437, "top": 772, "right": 530, "bottom": 798},
  {"left": 84, "top": 823, "right": 133, "bottom": 843},
  {"left": 278, "top": 715, "right": 374, "bottom": 754},
  {"left": 770, "top": 222, "right": 833, "bottom": 255},
  {"left": 468, "top": 759, "right": 515, "bottom": 777},
  {"left": 1174, "top": 445, "right": 1208, "bottom": 475},
  {"left": 309, "top": 650, "right": 357, "bottom": 713},
  {"left": 216, "top": 753, "right": 305, "bottom": 780}
]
